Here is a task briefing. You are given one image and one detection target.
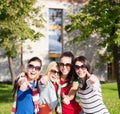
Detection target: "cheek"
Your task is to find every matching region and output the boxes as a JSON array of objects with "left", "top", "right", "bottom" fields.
[{"left": 76, "top": 69, "right": 86, "bottom": 75}]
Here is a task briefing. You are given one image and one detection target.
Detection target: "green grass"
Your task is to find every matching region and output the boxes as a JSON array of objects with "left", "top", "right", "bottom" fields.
[
  {"left": 0, "top": 83, "right": 13, "bottom": 114},
  {"left": 101, "top": 83, "right": 120, "bottom": 114},
  {"left": 0, "top": 82, "right": 120, "bottom": 114}
]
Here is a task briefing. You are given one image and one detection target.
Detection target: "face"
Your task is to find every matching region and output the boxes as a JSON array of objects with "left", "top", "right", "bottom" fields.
[
  {"left": 59, "top": 57, "right": 72, "bottom": 78},
  {"left": 49, "top": 66, "right": 60, "bottom": 83},
  {"left": 27, "top": 61, "right": 41, "bottom": 81},
  {"left": 74, "top": 61, "right": 87, "bottom": 79}
]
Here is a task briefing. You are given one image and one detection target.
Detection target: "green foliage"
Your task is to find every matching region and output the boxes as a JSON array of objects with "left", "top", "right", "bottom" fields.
[
  {"left": 0, "top": 0, "right": 45, "bottom": 58},
  {"left": 65, "top": 0, "right": 120, "bottom": 62}
]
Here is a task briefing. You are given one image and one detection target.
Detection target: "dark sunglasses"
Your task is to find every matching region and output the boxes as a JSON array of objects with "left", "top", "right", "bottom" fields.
[
  {"left": 74, "top": 64, "right": 86, "bottom": 70},
  {"left": 50, "top": 69, "right": 60, "bottom": 75},
  {"left": 59, "top": 62, "right": 72, "bottom": 68},
  {"left": 27, "top": 64, "right": 41, "bottom": 71}
]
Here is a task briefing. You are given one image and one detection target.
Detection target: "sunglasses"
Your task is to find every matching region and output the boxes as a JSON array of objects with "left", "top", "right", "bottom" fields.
[
  {"left": 50, "top": 69, "right": 60, "bottom": 75},
  {"left": 59, "top": 62, "right": 72, "bottom": 68},
  {"left": 74, "top": 64, "right": 86, "bottom": 70},
  {"left": 27, "top": 64, "right": 41, "bottom": 71}
]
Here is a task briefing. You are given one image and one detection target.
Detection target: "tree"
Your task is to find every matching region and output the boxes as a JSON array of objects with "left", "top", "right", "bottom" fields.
[
  {"left": 0, "top": 0, "right": 45, "bottom": 84},
  {"left": 65, "top": 0, "right": 120, "bottom": 97}
]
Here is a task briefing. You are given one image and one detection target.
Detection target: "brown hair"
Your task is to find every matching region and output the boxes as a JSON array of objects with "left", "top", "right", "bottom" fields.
[{"left": 59, "top": 51, "right": 74, "bottom": 86}]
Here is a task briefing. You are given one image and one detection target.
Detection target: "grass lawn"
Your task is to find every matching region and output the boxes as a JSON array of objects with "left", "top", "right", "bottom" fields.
[
  {"left": 0, "top": 82, "right": 120, "bottom": 114},
  {"left": 101, "top": 82, "right": 120, "bottom": 114}
]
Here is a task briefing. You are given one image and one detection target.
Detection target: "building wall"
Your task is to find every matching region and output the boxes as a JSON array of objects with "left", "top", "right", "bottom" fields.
[{"left": 0, "top": 0, "right": 108, "bottom": 82}]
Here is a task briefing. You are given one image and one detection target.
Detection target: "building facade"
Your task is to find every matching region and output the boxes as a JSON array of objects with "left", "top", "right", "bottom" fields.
[{"left": 0, "top": 0, "right": 114, "bottom": 82}]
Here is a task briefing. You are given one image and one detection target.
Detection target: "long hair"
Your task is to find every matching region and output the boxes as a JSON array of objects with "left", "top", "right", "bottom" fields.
[
  {"left": 74, "top": 56, "right": 91, "bottom": 90},
  {"left": 59, "top": 51, "right": 74, "bottom": 86}
]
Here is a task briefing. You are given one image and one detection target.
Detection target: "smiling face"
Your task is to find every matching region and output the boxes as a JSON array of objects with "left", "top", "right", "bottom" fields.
[
  {"left": 27, "top": 60, "right": 41, "bottom": 81},
  {"left": 59, "top": 56, "right": 72, "bottom": 79},
  {"left": 45, "top": 61, "right": 60, "bottom": 83},
  {"left": 74, "top": 61, "right": 87, "bottom": 79},
  {"left": 49, "top": 65, "right": 60, "bottom": 83}
]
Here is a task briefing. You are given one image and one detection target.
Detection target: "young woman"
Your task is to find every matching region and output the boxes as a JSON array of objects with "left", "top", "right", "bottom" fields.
[
  {"left": 11, "top": 57, "right": 42, "bottom": 114},
  {"left": 74, "top": 56, "right": 110, "bottom": 114},
  {"left": 54, "top": 51, "right": 82, "bottom": 114},
  {"left": 37, "top": 61, "right": 60, "bottom": 114}
]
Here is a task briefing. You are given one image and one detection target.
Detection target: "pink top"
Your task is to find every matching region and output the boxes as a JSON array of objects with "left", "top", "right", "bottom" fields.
[{"left": 54, "top": 79, "right": 82, "bottom": 114}]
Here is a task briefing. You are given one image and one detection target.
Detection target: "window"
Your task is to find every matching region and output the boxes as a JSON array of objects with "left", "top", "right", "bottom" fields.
[{"left": 48, "top": 9, "right": 63, "bottom": 58}]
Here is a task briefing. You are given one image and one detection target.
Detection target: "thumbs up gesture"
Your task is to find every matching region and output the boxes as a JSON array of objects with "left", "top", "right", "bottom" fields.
[
  {"left": 40, "top": 75, "right": 49, "bottom": 85},
  {"left": 62, "top": 93, "right": 70, "bottom": 105}
]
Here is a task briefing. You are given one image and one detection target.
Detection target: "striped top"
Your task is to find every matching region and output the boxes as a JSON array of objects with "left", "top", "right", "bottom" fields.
[{"left": 76, "top": 78, "right": 109, "bottom": 114}]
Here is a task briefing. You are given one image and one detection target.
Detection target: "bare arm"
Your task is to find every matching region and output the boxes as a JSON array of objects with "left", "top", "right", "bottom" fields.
[
  {"left": 68, "top": 81, "right": 79, "bottom": 100},
  {"left": 62, "top": 81, "right": 79, "bottom": 104}
]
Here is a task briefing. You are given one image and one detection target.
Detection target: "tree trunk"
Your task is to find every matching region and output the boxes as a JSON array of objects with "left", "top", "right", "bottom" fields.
[
  {"left": 20, "top": 41, "right": 24, "bottom": 72},
  {"left": 8, "top": 57, "right": 16, "bottom": 85},
  {"left": 113, "top": 45, "right": 120, "bottom": 98}
]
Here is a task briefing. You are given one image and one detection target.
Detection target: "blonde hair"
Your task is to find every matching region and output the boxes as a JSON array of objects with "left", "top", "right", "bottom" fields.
[{"left": 44, "top": 61, "right": 58, "bottom": 75}]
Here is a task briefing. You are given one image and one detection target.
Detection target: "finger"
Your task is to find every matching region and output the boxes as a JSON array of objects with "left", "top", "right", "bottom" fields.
[
  {"left": 85, "top": 70, "right": 91, "bottom": 77},
  {"left": 62, "top": 93, "right": 66, "bottom": 98}
]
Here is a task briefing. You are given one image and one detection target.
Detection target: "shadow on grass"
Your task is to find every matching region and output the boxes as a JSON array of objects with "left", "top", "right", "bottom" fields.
[{"left": 0, "top": 83, "right": 13, "bottom": 103}]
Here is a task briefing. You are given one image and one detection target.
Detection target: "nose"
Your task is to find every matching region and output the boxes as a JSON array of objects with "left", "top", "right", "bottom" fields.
[{"left": 31, "top": 67, "right": 36, "bottom": 71}]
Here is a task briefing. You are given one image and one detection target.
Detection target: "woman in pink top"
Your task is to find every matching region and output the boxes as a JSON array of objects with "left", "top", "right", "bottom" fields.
[{"left": 54, "top": 51, "right": 82, "bottom": 114}]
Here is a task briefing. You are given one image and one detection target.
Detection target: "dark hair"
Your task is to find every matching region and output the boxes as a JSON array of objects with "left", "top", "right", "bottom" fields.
[
  {"left": 74, "top": 56, "right": 91, "bottom": 90},
  {"left": 28, "top": 56, "right": 42, "bottom": 66},
  {"left": 59, "top": 51, "right": 74, "bottom": 86},
  {"left": 12, "top": 56, "right": 42, "bottom": 97}
]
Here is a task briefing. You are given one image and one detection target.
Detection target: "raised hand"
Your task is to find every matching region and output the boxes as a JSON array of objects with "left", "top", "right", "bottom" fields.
[
  {"left": 62, "top": 93, "right": 70, "bottom": 105},
  {"left": 40, "top": 75, "right": 49, "bottom": 85}
]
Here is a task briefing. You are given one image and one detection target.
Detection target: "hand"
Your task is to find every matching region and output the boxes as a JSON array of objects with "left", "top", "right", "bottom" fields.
[
  {"left": 20, "top": 83, "right": 27, "bottom": 91},
  {"left": 19, "top": 78, "right": 28, "bottom": 91},
  {"left": 84, "top": 70, "right": 92, "bottom": 77},
  {"left": 40, "top": 75, "right": 48, "bottom": 85},
  {"left": 18, "top": 76, "right": 28, "bottom": 86},
  {"left": 62, "top": 93, "right": 70, "bottom": 105},
  {"left": 16, "top": 72, "right": 25, "bottom": 80},
  {"left": 85, "top": 70, "right": 98, "bottom": 84}
]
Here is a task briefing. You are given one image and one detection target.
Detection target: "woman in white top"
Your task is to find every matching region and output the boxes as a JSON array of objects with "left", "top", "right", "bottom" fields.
[
  {"left": 74, "top": 56, "right": 109, "bottom": 114},
  {"left": 37, "top": 61, "right": 60, "bottom": 114}
]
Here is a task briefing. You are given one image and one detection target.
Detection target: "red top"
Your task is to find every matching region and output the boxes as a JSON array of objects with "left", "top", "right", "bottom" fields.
[{"left": 54, "top": 79, "right": 82, "bottom": 114}]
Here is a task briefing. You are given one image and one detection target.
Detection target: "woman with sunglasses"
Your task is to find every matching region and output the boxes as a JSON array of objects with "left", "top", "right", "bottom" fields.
[
  {"left": 54, "top": 51, "right": 82, "bottom": 114},
  {"left": 38, "top": 61, "right": 60, "bottom": 114},
  {"left": 11, "top": 57, "right": 42, "bottom": 114},
  {"left": 74, "top": 56, "right": 109, "bottom": 114}
]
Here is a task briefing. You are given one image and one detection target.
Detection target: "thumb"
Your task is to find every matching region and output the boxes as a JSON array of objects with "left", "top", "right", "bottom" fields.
[{"left": 62, "top": 93, "right": 66, "bottom": 98}]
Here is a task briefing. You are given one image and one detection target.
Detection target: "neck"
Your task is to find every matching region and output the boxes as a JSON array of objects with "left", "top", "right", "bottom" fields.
[
  {"left": 61, "top": 75, "right": 67, "bottom": 81},
  {"left": 27, "top": 77, "right": 34, "bottom": 82},
  {"left": 81, "top": 78, "right": 86, "bottom": 85}
]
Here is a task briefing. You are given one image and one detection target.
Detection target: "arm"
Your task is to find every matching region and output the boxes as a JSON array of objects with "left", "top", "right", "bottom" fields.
[
  {"left": 38, "top": 75, "right": 49, "bottom": 91},
  {"left": 68, "top": 81, "right": 79, "bottom": 100},
  {"left": 62, "top": 81, "right": 79, "bottom": 104}
]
